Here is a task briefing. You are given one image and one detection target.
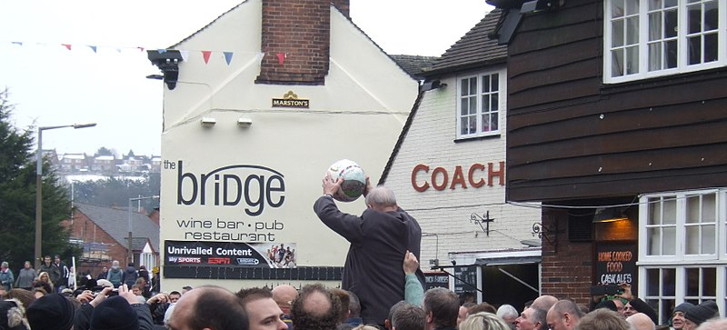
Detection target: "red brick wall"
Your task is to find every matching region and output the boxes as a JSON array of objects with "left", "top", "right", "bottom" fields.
[
  {"left": 257, "top": 0, "right": 331, "bottom": 84},
  {"left": 540, "top": 209, "right": 593, "bottom": 306},
  {"left": 66, "top": 211, "right": 127, "bottom": 277}
]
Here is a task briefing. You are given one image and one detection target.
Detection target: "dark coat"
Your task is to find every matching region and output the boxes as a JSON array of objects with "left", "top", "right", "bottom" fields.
[{"left": 314, "top": 195, "right": 425, "bottom": 326}]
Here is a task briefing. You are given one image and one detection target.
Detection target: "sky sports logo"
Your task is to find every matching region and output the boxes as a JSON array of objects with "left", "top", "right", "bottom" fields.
[{"left": 168, "top": 256, "right": 202, "bottom": 264}]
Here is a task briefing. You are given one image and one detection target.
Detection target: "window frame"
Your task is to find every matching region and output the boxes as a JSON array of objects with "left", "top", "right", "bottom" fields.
[
  {"left": 639, "top": 188, "right": 723, "bottom": 262},
  {"left": 638, "top": 188, "right": 727, "bottom": 323},
  {"left": 455, "top": 69, "right": 506, "bottom": 140},
  {"left": 603, "top": 0, "right": 727, "bottom": 84}
]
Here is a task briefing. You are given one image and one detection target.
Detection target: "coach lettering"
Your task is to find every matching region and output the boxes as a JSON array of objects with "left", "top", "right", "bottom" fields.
[{"left": 411, "top": 162, "right": 505, "bottom": 192}]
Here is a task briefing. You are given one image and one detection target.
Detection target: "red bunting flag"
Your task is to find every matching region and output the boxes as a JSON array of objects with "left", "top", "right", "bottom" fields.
[
  {"left": 202, "top": 50, "right": 212, "bottom": 64},
  {"left": 62, "top": 44, "right": 72, "bottom": 50}
]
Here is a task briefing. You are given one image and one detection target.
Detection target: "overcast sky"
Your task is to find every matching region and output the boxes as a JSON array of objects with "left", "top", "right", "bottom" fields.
[{"left": 0, "top": 0, "right": 491, "bottom": 156}]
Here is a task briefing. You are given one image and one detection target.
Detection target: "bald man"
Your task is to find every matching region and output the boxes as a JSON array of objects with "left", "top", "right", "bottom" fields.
[
  {"left": 168, "top": 285, "right": 248, "bottom": 330},
  {"left": 626, "top": 313, "right": 655, "bottom": 330},
  {"left": 546, "top": 300, "right": 583, "bottom": 330},
  {"left": 272, "top": 284, "right": 298, "bottom": 327},
  {"left": 314, "top": 178, "right": 424, "bottom": 326},
  {"left": 531, "top": 295, "right": 558, "bottom": 312}
]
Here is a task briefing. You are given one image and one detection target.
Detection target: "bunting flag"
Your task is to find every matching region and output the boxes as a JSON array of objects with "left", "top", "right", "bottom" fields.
[
  {"left": 223, "top": 51, "right": 233, "bottom": 65},
  {"left": 202, "top": 50, "right": 212, "bottom": 64},
  {"left": 180, "top": 50, "right": 189, "bottom": 62},
  {"left": 3, "top": 40, "right": 260, "bottom": 67}
]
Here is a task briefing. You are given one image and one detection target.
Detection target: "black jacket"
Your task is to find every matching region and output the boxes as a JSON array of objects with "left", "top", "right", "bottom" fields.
[{"left": 314, "top": 195, "right": 425, "bottom": 326}]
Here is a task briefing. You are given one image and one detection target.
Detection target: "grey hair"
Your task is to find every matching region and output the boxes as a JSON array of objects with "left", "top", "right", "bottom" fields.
[
  {"left": 1, "top": 261, "right": 8, "bottom": 268},
  {"left": 365, "top": 186, "right": 397, "bottom": 207},
  {"left": 496, "top": 304, "right": 519, "bottom": 319}
]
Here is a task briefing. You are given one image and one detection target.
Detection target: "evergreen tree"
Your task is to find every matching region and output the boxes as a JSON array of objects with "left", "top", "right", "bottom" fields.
[{"left": 0, "top": 89, "right": 79, "bottom": 269}]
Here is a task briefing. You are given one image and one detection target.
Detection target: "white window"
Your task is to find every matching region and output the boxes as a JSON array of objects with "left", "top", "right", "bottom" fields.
[
  {"left": 638, "top": 189, "right": 727, "bottom": 323},
  {"left": 604, "top": 0, "right": 725, "bottom": 83},
  {"left": 456, "top": 70, "right": 505, "bottom": 139}
]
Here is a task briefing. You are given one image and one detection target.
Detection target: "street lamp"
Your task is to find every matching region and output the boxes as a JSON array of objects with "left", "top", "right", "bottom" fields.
[
  {"left": 35, "top": 123, "right": 96, "bottom": 269},
  {"left": 128, "top": 195, "right": 160, "bottom": 265}
]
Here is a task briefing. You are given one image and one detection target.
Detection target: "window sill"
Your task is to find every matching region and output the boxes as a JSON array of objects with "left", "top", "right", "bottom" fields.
[{"left": 454, "top": 133, "right": 501, "bottom": 143}]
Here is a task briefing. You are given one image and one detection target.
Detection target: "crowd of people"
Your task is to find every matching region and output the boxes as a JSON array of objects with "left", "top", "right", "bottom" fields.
[
  {"left": 3, "top": 259, "right": 727, "bottom": 330},
  {"left": 1, "top": 177, "right": 726, "bottom": 330}
]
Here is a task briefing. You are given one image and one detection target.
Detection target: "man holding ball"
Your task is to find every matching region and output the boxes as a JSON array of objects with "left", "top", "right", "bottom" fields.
[{"left": 313, "top": 173, "right": 425, "bottom": 327}]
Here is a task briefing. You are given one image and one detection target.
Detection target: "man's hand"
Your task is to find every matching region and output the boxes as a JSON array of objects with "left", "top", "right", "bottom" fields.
[
  {"left": 118, "top": 284, "right": 141, "bottom": 305},
  {"left": 147, "top": 293, "right": 168, "bottom": 304},
  {"left": 89, "top": 287, "right": 113, "bottom": 307},
  {"left": 76, "top": 290, "right": 94, "bottom": 304},
  {"left": 617, "top": 283, "right": 633, "bottom": 301},
  {"left": 403, "top": 250, "right": 419, "bottom": 274},
  {"left": 322, "top": 173, "right": 343, "bottom": 196},
  {"left": 362, "top": 177, "right": 374, "bottom": 197}
]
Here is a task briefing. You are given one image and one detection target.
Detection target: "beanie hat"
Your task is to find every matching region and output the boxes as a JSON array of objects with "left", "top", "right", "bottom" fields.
[
  {"left": 0, "top": 299, "right": 30, "bottom": 330},
  {"left": 90, "top": 296, "right": 139, "bottom": 330},
  {"left": 685, "top": 304, "right": 714, "bottom": 325},
  {"left": 26, "top": 294, "right": 75, "bottom": 330},
  {"left": 674, "top": 302, "right": 694, "bottom": 314},
  {"left": 594, "top": 300, "right": 618, "bottom": 312},
  {"left": 699, "top": 300, "right": 719, "bottom": 316}
]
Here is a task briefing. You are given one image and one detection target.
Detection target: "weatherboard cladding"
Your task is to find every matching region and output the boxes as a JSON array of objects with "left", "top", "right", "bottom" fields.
[
  {"left": 428, "top": 9, "right": 507, "bottom": 75},
  {"left": 74, "top": 203, "right": 160, "bottom": 250}
]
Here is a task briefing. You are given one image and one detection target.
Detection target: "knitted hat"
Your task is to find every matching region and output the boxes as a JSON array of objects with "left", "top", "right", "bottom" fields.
[
  {"left": 90, "top": 296, "right": 139, "bottom": 330},
  {"left": 0, "top": 299, "right": 30, "bottom": 330},
  {"left": 26, "top": 294, "right": 75, "bottom": 330},
  {"left": 673, "top": 302, "right": 694, "bottom": 314},
  {"left": 685, "top": 303, "right": 714, "bottom": 325},
  {"left": 594, "top": 300, "right": 618, "bottom": 312},
  {"left": 699, "top": 300, "right": 719, "bottom": 316}
]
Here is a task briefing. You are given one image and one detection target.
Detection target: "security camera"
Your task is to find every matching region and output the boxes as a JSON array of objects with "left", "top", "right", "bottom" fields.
[{"left": 451, "top": 260, "right": 456, "bottom": 266}]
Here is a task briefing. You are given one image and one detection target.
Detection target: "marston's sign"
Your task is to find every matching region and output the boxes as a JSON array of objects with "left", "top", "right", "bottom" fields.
[
  {"left": 272, "top": 90, "right": 310, "bottom": 109},
  {"left": 411, "top": 162, "right": 505, "bottom": 192}
]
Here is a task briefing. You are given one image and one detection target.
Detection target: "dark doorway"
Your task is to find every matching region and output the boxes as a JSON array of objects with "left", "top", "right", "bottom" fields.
[{"left": 482, "top": 263, "right": 539, "bottom": 311}]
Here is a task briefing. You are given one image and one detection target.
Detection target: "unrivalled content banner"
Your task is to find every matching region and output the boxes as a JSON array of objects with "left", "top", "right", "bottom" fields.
[{"left": 165, "top": 240, "right": 297, "bottom": 268}]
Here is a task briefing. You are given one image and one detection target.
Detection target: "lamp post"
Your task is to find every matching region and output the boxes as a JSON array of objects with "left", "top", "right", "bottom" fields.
[
  {"left": 128, "top": 195, "right": 160, "bottom": 265},
  {"left": 35, "top": 123, "right": 96, "bottom": 269}
]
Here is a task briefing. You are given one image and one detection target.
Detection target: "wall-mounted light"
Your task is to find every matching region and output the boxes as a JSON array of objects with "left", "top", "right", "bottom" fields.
[
  {"left": 521, "top": 0, "right": 565, "bottom": 13},
  {"left": 593, "top": 207, "right": 629, "bottom": 223},
  {"left": 421, "top": 80, "right": 447, "bottom": 92},
  {"left": 237, "top": 118, "right": 253, "bottom": 127},
  {"left": 200, "top": 117, "right": 217, "bottom": 128}
]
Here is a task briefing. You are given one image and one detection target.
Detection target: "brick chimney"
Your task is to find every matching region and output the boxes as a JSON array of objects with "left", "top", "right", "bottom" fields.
[
  {"left": 257, "top": 0, "right": 345, "bottom": 85},
  {"left": 331, "top": 0, "right": 349, "bottom": 18}
]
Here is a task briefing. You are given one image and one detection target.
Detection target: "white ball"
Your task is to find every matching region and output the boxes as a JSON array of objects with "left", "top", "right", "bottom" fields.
[{"left": 326, "top": 159, "right": 366, "bottom": 202}]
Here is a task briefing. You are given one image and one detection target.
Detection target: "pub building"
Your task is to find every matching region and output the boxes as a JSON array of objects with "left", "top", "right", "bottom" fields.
[
  {"left": 485, "top": 0, "right": 727, "bottom": 323},
  {"left": 381, "top": 9, "right": 543, "bottom": 309}
]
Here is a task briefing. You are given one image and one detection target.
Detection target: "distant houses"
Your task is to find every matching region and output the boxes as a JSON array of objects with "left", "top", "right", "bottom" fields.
[
  {"left": 43, "top": 150, "right": 161, "bottom": 177},
  {"left": 64, "top": 203, "right": 160, "bottom": 278}
]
